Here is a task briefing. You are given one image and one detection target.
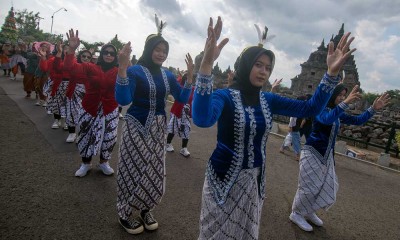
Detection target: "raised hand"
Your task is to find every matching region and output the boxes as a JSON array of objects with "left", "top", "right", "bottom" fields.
[
  {"left": 38, "top": 48, "right": 47, "bottom": 59},
  {"left": 118, "top": 42, "right": 132, "bottom": 69},
  {"left": 372, "top": 92, "right": 390, "bottom": 111},
  {"left": 118, "top": 41, "right": 132, "bottom": 78},
  {"left": 271, "top": 78, "right": 282, "bottom": 93},
  {"left": 200, "top": 16, "right": 229, "bottom": 75},
  {"left": 343, "top": 85, "right": 362, "bottom": 105},
  {"left": 185, "top": 53, "right": 194, "bottom": 84},
  {"left": 66, "top": 29, "right": 80, "bottom": 51},
  {"left": 55, "top": 41, "right": 64, "bottom": 57},
  {"left": 327, "top": 32, "right": 356, "bottom": 76}
]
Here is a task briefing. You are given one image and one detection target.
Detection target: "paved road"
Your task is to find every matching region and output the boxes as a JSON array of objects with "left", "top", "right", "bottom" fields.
[{"left": 1, "top": 75, "right": 399, "bottom": 240}]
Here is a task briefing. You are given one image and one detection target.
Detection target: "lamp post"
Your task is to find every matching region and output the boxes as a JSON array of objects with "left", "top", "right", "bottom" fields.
[
  {"left": 35, "top": 16, "right": 44, "bottom": 30},
  {"left": 50, "top": 7, "right": 67, "bottom": 35}
]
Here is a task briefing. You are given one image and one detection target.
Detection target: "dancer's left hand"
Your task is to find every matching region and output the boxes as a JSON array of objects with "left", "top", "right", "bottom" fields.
[
  {"left": 185, "top": 53, "right": 194, "bottom": 85},
  {"left": 372, "top": 92, "right": 390, "bottom": 111}
]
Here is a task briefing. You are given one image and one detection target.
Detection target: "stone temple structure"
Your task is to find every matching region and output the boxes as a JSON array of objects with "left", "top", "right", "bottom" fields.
[{"left": 291, "top": 24, "right": 360, "bottom": 97}]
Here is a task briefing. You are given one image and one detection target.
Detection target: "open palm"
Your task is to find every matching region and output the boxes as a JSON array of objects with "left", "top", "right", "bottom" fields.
[
  {"left": 326, "top": 32, "right": 356, "bottom": 76},
  {"left": 372, "top": 92, "right": 390, "bottom": 110},
  {"left": 66, "top": 29, "right": 80, "bottom": 50},
  {"left": 118, "top": 41, "right": 132, "bottom": 69},
  {"left": 202, "top": 17, "right": 229, "bottom": 67}
]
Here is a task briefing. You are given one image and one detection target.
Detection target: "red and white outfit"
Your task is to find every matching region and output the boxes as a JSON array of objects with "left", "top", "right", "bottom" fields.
[
  {"left": 167, "top": 86, "right": 194, "bottom": 139},
  {"left": 40, "top": 55, "right": 68, "bottom": 120},
  {"left": 64, "top": 52, "right": 119, "bottom": 171}
]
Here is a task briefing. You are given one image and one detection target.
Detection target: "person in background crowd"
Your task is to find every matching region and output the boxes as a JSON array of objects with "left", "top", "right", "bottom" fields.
[
  {"left": 22, "top": 42, "right": 39, "bottom": 98},
  {"left": 35, "top": 42, "right": 53, "bottom": 107},
  {"left": 39, "top": 42, "right": 68, "bottom": 129},
  {"left": 280, "top": 95, "right": 307, "bottom": 161},
  {"left": 299, "top": 94, "right": 314, "bottom": 141},
  {"left": 166, "top": 72, "right": 195, "bottom": 157}
]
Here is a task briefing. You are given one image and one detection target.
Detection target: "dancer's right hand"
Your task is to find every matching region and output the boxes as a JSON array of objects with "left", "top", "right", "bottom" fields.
[
  {"left": 118, "top": 42, "right": 132, "bottom": 78},
  {"left": 66, "top": 29, "right": 80, "bottom": 51},
  {"left": 199, "top": 16, "right": 229, "bottom": 75}
]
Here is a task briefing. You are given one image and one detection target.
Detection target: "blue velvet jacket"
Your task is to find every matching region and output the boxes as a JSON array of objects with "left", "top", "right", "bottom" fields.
[
  {"left": 193, "top": 73, "right": 340, "bottom": 205},
  {"left": 115, "top": 65, "right": 191, "bottom": 136},
  {"left": 305, "top": 102, "right": 375, "bottom": 164}
]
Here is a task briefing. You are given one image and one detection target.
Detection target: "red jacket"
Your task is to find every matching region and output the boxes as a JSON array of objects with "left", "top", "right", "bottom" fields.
[
  {"left": 64, "top": 53, "right": 118, "bottom": 116},
  {"left": 57, "top": 56, "right": 86, "bottom": 99},
  {"left": 39, "top": 55, "right": 63, "bottom": 96},
  {"left": 170, "top": 77, "right": 194, "bottom": 118}
]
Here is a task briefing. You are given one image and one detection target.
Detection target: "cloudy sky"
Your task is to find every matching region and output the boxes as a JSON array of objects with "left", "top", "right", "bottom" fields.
[{"left": 1, "top": 0, "right": 399, "bottom": 93}]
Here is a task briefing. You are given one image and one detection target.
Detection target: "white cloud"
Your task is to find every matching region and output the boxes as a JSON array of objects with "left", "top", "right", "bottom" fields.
[
  {"left": 1, "top": 0, "right": 399, "bottom": 93},
  {"left": 354, "top": 19, "right": 400, "bottom": 93}
]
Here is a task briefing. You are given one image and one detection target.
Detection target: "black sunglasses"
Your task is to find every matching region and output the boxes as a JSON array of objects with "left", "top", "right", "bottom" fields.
[
  {"left": 81, "top": 55, "right": 92, "bottom": 59},
  {"left": 102, "top": 50, "right": 116, "bottom": 57}
]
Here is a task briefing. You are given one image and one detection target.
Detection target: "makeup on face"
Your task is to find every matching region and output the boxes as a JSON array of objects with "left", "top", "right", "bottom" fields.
[
  {"left": 249, "top": 54, "right": 271, "bottom": 87},
  {"left": 151, "top": 43, "right": 168, "bottom": 65}
]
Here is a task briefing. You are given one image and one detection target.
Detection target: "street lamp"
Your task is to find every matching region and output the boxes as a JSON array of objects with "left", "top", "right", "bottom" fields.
[
  {"left": 50, "top": 7, "right": 67, "bottom": 35},
  {"left": 35, "top": 16, "right": 44, "bottom": 30}
]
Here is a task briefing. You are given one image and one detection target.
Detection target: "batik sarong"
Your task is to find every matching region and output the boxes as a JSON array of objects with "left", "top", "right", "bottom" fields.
[
  {"left": 291, "top": 146, "right": 338, "bottom": 215},
  {"left": 116, "top": 115, "right": 166, "bottom": 220},
  {"left": 65, "top": 83, "right": 85, "bottom": 127},
  {"left": 47, "top": 81, "right": 67, "bottom": 117},
  {"left": 199, "top": 168, "right": 263, "bottom": 240},
  {"left": 167, "top": 106, "right": 191, "bottom": 139},
  {"left": 76, "top": 105, "right": 118, "bottom": 160}
]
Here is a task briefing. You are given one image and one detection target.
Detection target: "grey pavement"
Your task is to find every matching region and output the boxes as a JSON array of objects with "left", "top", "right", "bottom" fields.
[{"left": 0, "top": 75, "right": 399, "bottom": 240}]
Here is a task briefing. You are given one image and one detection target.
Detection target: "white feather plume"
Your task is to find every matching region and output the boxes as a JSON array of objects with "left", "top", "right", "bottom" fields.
[
  {"left": 254, "top": 24, "right": 262, "bottom": 44},
  {"left": 254, "top": 24, "right": 269, "bottom": 47},
  {"left": 154, "top": 14, "right": 167, "bottom": 35},
  {"left": 155, "top": 14, "right": 160, "bottom": 30}
]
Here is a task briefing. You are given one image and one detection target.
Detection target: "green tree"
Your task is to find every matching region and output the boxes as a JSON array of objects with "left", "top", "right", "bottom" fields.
[
  {"left": 362, "top": 92, "right": 380, "bottom": 105},
  {"left": 14, "top": 9, "right": 49, "bottom": 43},
  {"left": 212, "top": 62, "right": 222, "bottom": 75},
  {"left": 0, "top": 7, "right": 18, "bottom": 43},
  {"left": 223, "top": 65, "right": 231, "bottom": 74},
  {"left": 80, "top": 40, "right": 104, "bottom": 53},
  {"left": 386, "top": 89, "right": 400, "bottom": 109},
  {"left": 108, "top": 34, "right": 124, "bottom": 51}
]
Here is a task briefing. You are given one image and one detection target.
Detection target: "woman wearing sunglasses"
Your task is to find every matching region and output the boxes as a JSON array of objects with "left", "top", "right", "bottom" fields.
[
  {"left": 64, "top": 29, "right": 119, "bottom": 178},
  {"left": 61, "top": 49, "right": 93, "bottom": 143}
]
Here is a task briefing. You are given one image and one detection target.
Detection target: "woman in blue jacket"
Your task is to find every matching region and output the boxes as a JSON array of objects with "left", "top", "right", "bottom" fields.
[
  {"left": 192, "top": 17, "right": 356, "bottom": 239},
  {"left": 290, "top": 84, "right": 389, "bottom": 232}
]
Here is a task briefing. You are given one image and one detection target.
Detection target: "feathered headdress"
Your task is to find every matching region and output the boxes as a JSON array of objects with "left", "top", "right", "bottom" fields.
[
  {"left": 254, "top": 24, "right": 268, "bottom": 47},
  {"left": 154, "top": 14, "right": 167, "bottom": 36}
]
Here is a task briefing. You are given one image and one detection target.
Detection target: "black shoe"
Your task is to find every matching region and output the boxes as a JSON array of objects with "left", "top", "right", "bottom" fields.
[
  {"left": 140, "top": 211, "right": 159, "bottom": 231},
  {"left": 119, "top": 218, "right": 144, "bottom": 235}
]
